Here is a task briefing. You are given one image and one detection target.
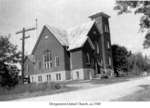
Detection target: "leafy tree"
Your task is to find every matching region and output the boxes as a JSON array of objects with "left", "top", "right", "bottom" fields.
[
  {"left": 0, "top": 35, "right": 21, "bottom": 88},
  {"left": 114, "top": 1, "right": 150, "bottom": 48},
  {"left": 128, "top": 52, "right": 150, "bottom": 74},
  {"left": 111, "top": 44, "right": 129, "bottom": 77}
]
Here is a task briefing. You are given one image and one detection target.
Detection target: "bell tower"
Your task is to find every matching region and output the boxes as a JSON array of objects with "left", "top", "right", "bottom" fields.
[{"left": 89, "top": 12, "right": 114, "bottom": 77}]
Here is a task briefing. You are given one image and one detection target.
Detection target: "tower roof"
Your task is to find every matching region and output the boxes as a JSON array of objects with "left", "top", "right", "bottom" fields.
[{"left": 89, "top": 12, "right": 110, "bottom": 20}]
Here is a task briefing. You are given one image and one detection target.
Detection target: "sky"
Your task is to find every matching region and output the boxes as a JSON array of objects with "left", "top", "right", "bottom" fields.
[{"left": 0, "top": 0, "right": 150, "bottom": 56}]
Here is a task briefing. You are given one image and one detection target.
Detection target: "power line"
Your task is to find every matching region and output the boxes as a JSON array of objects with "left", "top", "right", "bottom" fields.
[{"left": 16, "top": 27, "right": 36, "bottom": 83}]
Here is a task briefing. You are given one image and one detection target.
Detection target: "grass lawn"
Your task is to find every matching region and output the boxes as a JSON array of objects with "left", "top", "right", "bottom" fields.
[
  {"left": 62, "top": 74, "right": 143, "bottom": 86},
  {"left": 115, "top": 84, "right": 150, "bottom": 101},
  {"left": 0, "top": 74, "right": 144, "bottom": 101},
  {"left": 0, "top": 86, "right": 78, "bottom": 101}
]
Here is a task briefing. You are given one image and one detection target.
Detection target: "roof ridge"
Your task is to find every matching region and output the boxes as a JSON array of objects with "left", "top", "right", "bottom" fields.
[{"left": 32, "top": 21, "right": 95, "bottom": 54}]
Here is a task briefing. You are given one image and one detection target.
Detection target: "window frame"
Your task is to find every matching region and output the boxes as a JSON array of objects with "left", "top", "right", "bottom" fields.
[
  {"left": 38, "top": 76, "right": 42, "bottom": 82},
  {"left": 38, "top": 61, "right": 42, "bottom": 70},
  {"left": 108, "top": 57, "right": 112, "bottom": 66},
  {"left": 96, "top": 42, "right": 99, "bottom": 54},
  {"left": 43, "top": 50, "right": 52, "bottom": 69},
  {"left": 76, "top": 71, "right": 79, "bottom": 79},
  {"left": 55, "top": 56, "right": 59, "bottom": 67},
  {"left": 56, "top": 73, "right": 61, "bottom": 80},
  {"left": 26, "top": 64, "right": 29, "bottom": 73},
  {"left": 104, "top": 24, "right": 109, "bottom": 33},
  {"left": 47, "top": 74, "right": 51, "bottom": 81},
  {"left": 86, "top": 53, "right": 90, "bottom": 65},
  {"left": 107, "top": 41, "right": 110, "bottom": 49}
]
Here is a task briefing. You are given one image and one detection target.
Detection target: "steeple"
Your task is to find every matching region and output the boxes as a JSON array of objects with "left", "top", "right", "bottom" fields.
[{"left": 89, "top": 12, "right": 114, "bottom": 77}]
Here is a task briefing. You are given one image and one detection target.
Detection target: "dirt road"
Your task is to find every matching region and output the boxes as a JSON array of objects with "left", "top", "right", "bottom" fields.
[{"left": 15, "top": 76, "right": 150, "bottom": 102}]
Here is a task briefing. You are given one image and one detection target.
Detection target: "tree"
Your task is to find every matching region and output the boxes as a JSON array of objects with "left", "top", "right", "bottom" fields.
[
  {"left": 111, "top": 44, "right": 129, "bottom": 77},
  {"left": 114, "top": 1, "right": 150, "bottom": 48},
  {"left": 0, "top": 35, "right": 21, "bottom": 88},
  {"left": 128, "top": 52, "right": 150, "bottom": 74}
]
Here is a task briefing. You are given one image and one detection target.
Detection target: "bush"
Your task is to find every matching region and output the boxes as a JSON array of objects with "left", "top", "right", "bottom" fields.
[
  {"left": 0, "top": 82, "right": 64, "bottom": 96},
  {"left": 54, "top": 83, "right": 61, "bottom": 89}
]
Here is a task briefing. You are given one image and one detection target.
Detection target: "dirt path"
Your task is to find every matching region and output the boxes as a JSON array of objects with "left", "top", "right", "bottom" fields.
[{"left": 14, "top": 76, "right": 150, "bottom": 102}]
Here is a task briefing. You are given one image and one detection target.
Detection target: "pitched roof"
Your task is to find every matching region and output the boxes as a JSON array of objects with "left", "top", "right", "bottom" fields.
[
  {"left": 89, "top": 12, "right": 110, "bottom": 20},
  {"left": 45, "top": 21, "right": 95, "bottom": 50},
  {"left": 32, "top": 20, "right": 95, "bottom": 54},
  {"left": 28, "top": 55, "right": 36, "bottom": 63},
  {"left": 31, "top": 25, "right": 68, "bottom": 54},
  {"left": 25, "top": 55, "right": 36, "bottom": 63},
  {"left": 67, "top": 21, "right": 95, "bottom": 50},
  {"left": 45, "top": 25, "right": 68, "bottom": 46}
]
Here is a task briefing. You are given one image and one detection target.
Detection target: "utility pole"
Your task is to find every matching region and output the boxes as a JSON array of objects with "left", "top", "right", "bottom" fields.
[{"left": 16, "top": 27, "right": 36, "bottom": 83}]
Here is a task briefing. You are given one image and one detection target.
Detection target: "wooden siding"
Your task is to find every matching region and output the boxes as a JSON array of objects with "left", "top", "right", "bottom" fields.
[
  {"left": 70, "top": 48, "right": 84, "bottom": 70},
  {"left": 24, "top": 58, "right": 34, "bottom": 75},
  {"left": 32, "top": 26, "right": 66, "bottom": 74}
]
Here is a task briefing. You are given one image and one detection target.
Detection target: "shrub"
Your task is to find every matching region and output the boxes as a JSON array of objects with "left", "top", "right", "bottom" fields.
[
  {"left": 0, "top": 82, "right": 64, "bottom": 96},
  {"left": 54, "top": 83, "right": 61, "bottom": 89}
]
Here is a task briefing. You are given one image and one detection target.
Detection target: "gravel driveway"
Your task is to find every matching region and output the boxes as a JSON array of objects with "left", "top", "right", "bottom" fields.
[{"left": 15, "top": 76, "right": 150, "bottom": 102}]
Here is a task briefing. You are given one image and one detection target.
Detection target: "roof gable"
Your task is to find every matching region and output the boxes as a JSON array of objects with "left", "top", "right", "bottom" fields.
[
  {"left": 31, "top": 25, "right": 68, "bottom": 54},
  {"left": 45, "top": 25, "right": 68, "bottom": 46},
  {"left": 31, "top": 26, "right": 46, "bottom": 54},
  {"left": 67, "top": 21, "right": 95, "bottom": 50},
  {"left": 31, "top": 21, "right": 95, "bottom": 54}
]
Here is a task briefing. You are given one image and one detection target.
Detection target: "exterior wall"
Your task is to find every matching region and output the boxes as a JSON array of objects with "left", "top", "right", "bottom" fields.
[
  {"left": 64, "top": 48, "right": 71, "bottom": 71},
  {"left": 82, "top": 42, "right": 93, "bottom": 69},
  {"left": 71, "top": 69, "right": 84, "bottom": 80},
  {"left": 82, "top": 25, "right": 104, "bottom": 75},
  {"left": 26, "top": 12, "right": 114, "bottom": 83},
  {"left": 70, "top": 48, "right": 84, "bottom": 70},
  {"left": 30, "top": 71, "right": 69, "bottom": 83},
  {"left": 24, "top": 58, "right": 34, "bottom": 76},
  {"left": 32, "top": 26, "right": 67, "bottom": 74},
  {"left": 102, "top": 18, "right": 114, "bottom": 70},
  {"left": 65, "top": 70, "right": 71, "bottom": 80},
  {"left": 83, "top": 68, "right": 94, "bottom": 80},
  {"left": 71, "top": 68, "right": 94, "bottom": 80},
  {"left": 90, "top": 14, "right": 114, "bottom": 76}
]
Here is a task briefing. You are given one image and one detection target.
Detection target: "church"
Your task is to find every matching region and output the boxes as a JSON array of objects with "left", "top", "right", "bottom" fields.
[{"left": 24, "top": 12, "right": 114, "bottom": 83}]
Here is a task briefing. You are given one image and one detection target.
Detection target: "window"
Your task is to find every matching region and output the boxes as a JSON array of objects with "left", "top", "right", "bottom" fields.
[
  {"left": 38, "top": 76, "right": 42, "bottom": 82},
  {"left": 91, "top": 58, "right": 94, "bottom": 66},
  {"left": 86, "top": 53, "right": 90, "bottom": 64},
  {"left": 104, "top": 25, "right": 109, "bottom": 32},
  {"left": 96, "top": 42, "right": 99, "bottom": 54},
  {"left": 56, "top": 73, "right": 61, "bottom": 80},
  {"left": 38, "top": 61, "right": 41, "bottom": 70},
  {"left": 107, "top": 41, "right": 110, "bottom": 49},
  {"left": 93, "top": 31, "right": 97, "bottom": 35},
  {"left": 55, "top": 56, "right": 59, "bottom": 67},
  {"left": 109, "top": 57, "right": 112, "bottom": 66},
  {"left": 97, "top": 58, "right": 102, "bottom": 66},
  {"left": 31, "top": 76, "right": 34, "bottom": 82},
  {"left": 43, "top": 50, "right": 52, "bottom": 69},
  {"left": 26, "top": 64, "right": 29, "bottom": 73},
  {"left": 76, "top": 71, "right": 79, "bottom": 79},
  {"left": 45, "top": 35, "right": 49, "bottom": 39},
  {"left": 47, "top": 74, "right": 51, "bottom": 81}
]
